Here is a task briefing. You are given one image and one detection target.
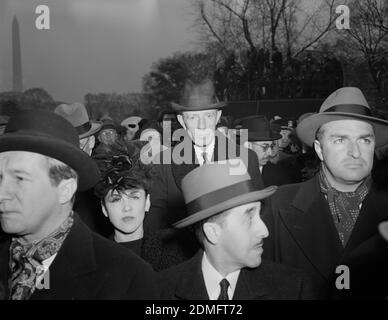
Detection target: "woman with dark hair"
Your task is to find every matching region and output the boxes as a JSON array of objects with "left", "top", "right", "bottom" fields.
[{"left": 93, "top": 140, "right": 188, "bottom": 271}]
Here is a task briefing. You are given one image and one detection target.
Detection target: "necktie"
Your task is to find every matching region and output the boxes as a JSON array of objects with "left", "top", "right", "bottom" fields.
[
  {"left": 202, "top": 152, "right": 208, "bottom": 164},
  {"left": 217, "top": 278, "right": 230, "bottom": 300}
]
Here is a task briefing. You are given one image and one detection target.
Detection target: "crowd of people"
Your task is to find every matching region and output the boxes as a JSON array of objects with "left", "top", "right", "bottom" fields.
[{"left": 0, "top": 79, "right": 388, "bottom": 300}]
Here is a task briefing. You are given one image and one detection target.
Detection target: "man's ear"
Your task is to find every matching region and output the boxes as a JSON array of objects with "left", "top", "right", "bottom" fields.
[
  {"left": 177, "top": 114, "right": 186, "bottom": 130},
  {"left": 202, "top": 221, "right": 222, "bottom": 245},
  {"left": 145, "top": 193, "right": 151, "bottom": 212},
  {"left": 101, "top": 201, "right": 108, "bottom": 218},
  {"left": 57, "top": 178, "right": 77, "bottom": 204},
  {"left": 314, "top": 139, "right": 324, "bottom": 161}
]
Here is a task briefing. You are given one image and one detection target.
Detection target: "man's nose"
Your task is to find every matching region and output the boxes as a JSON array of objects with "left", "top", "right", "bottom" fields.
[
  {"left": 0, "top": 178, "right": 13, "bottom": 202},
  {"left": 198, "top": 116, "right": 206, "bottom": 129},
  {"left": 348, "top": 140, "right": 361, "bottom": 158},
  {"left": 254, "top": 213, "right": 269, "bottom": 239}
]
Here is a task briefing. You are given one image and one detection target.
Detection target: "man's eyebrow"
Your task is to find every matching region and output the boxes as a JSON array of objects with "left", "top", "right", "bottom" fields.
[{"left": 9, "top": 169, "right": 32, "bottom": 176}]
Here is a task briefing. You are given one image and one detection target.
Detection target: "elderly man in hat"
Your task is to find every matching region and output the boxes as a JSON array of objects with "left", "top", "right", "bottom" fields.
[
  {"left": 0, "top": 110, "right": 158, "bottom": 300},
  {"left": 146, "top": 79, "right": 262, "bottom": 233},
  {"left": 263, "top": 87, "right": 388, "bottom": 299},
  {"left": 158, "top": 160, "right": 314, "bottom": 300},
  {"left": 238, "top": 115, "right": 292, "bottom": 187}
]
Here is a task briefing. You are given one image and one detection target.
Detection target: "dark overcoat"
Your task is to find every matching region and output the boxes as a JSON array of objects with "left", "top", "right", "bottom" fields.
[
  {"left": 262, "top": 175, "right": 388, "bottom": 299},
  {"left": 0, "top": 214, "right": 158, "bottom": 300},
  {"left": 158, "top": 250, "right": 315, "bottom": 300}
]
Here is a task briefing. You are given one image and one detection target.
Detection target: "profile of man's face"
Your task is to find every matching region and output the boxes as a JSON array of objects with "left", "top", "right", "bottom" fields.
[
  {"left": 314, "top": 119, "right": 375, "bottom": 190},
  {"left": 0, "top": 151, "right": 64, "bottom": 242},
  {"left": 214, "top": 201, "right": 268, "bottom": 270},
  {"left": 178, "top": 109, "right": 222, "bottom": 147}
]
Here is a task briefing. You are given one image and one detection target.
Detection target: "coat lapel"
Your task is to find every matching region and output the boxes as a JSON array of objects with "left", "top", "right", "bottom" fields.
[
  {"left": 174, "top": 250, "right": 209, "bottom": 300},
  {"left": 341, "top": 185, "right": 388, "bottom": 262},
  {"left": 233, "top": 268, "right": 267, "bottom": 300},
  {"left": 279, "top": 176, "right": 343, "bottom": 280},
  {"left": 0, "top": 236, "right": 10, "bottom": 300}
]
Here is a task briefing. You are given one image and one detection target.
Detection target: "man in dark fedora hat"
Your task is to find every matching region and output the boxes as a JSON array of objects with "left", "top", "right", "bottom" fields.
[
  {"left": 263, "top": 87, "right": 388, "bottom": 299},
  {"left": 158, "top": 159, "right": 314, "bottom": 300},
  {"left": 146, "top": 79, "right": 262, "bottom": 233},
  {"left": 0, "top": 110, "right": 158, "bottom": 300},
  {"left": 237, "top": 115, "right": 292, "bottom": 187}
]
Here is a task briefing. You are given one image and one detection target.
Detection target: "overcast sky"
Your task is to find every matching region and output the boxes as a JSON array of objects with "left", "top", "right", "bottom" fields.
[{"left": 0, "top": 0, "right": 197, "bottom": 102}]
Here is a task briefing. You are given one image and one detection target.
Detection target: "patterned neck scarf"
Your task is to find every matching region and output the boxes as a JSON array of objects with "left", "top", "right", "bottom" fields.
[
  {"left": 319, "top": 167, "right": 371, "bottom": 247},
  {"left": 8, "top": 212, "right": 74, "bottom": 300}
]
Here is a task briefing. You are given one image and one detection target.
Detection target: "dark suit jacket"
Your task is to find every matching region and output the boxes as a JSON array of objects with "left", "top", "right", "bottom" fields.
[
  {"left": 262, "top": 162, "right": 292, "bottom": 187},
  {"left": 0, "top": 213, "right": 158, "bottom": 300},
  {"left": 158, "top": 250, "right": 315, "bottom": 300},
  {"left": 147, "top": 136, "right": 263, "bottom": 231},
  {"left": 263, "top": 175, "right": 388, "bottom": 299}
]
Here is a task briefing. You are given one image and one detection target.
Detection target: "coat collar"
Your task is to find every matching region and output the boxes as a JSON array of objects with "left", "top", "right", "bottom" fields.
[
  {"left": 31, "top": 213, "right": 97, "bottom": 299},
  {"left": 281, "top": 176, "right": 343, "bottom": 280},
  {"left": 174, "top": 250, "right": 209, "bottom": 300}
]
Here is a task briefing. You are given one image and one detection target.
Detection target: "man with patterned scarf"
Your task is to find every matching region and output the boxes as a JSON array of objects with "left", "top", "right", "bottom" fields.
[
  {"left": 0, "top": 110, "right": 158, "bottom": 300},
  {"left": 262, "top": 87, "right": 388, "bottom": 299}
]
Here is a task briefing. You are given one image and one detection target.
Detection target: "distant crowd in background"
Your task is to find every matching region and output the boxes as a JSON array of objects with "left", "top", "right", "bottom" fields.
[{"left": 214, "top": 49, "right": 344, "bottom": 101}]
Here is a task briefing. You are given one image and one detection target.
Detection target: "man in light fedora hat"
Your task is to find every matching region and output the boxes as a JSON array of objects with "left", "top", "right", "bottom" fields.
[
  {"left": 263, "top": 87, "right": 388, "bottom": 299},
  {"left": 0, "top": 110, "right": 158, "bottom": 300},
  {"left": 158, "top": 159, "right": 314, "bottom": 300},
  {"left": 237, "top": 115, "right": 292, "bottom": 187},
  {"left": 55, "top": 102, "right": 102, "bottom": 156},
  {"left": 147, "top": 79, "right": 262, "bottom": 233}
]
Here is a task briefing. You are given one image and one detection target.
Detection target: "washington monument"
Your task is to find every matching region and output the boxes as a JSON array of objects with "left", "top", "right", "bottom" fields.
[{"left": 12, "top": 16, "right": 23, "bottom": 92}]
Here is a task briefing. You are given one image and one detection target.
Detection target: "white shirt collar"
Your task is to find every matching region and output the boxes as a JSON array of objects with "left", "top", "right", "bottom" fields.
[
  {"left": 201, "top": 252, "right": 240, "bottom": 300},
  {"left": 193, "top": 138, "right": 216, "bottom": 165}
]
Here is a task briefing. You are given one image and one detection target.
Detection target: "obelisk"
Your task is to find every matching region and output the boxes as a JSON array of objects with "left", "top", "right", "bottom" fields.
[{"left": 12, "top": 16, "right": 23, "bottom": 92}]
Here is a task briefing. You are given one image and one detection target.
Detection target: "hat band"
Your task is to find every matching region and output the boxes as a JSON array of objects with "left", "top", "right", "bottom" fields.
[
  {"left": 186, "top": 179, "right": 258, "bottom": 216},
  {"left": 76, "top": 121, "right": 92, "bottom": 135},
  {"left": 324, "top": 104, "right": 372, "bottom": 116}
]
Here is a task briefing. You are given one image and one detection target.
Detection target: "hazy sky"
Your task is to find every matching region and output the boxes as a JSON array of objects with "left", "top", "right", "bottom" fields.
[{"left": 0, "top": 0, "right": 197, "bottom": 102}]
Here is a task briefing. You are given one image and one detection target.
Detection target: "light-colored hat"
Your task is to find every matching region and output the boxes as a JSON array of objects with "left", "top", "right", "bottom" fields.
[
  {"left": 173, "top": 159, "right": 277, "bottom": 228},
  {"left": 55, "top": 102, "right": 102, "bottom": 139},
  {"left": 171, "top": 79, "right": 226, "bottom": 112},
  {"left": 297, "top": 87, "right": 388, "bottom": 147},
  {"left": 121, "top": 116, "right": 143, "bottom": 129}
]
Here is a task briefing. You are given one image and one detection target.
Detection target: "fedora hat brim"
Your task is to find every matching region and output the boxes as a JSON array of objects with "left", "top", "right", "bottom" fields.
[
  {"left": 171, "top": 102, "right": 227, "bottom": 112},
  {"left": 0, "top": 133, "right": 100, "bottom": 191},
  {"left": 297, "top": 112, "right": 388, "bottom": 148},
  {"left": 79, "top": 121, "right": 102, "bottom": 139},
  {"left": 247, "top": 132, "right": 282, "bottom": 142},
  {"left": 173, "top": 185, "right": 277, "bottom": 228}
]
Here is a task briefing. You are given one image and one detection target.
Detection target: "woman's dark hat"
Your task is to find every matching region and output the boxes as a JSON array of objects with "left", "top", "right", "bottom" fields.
[
  {"left": 173, "top": 159, "right": 277, "bottom": 228},
  {"left": 0, "top": 110, "right": 100, "bottom": 191},
  {"left": 236, "top": 115, "right": 281, "bottom": 141},
  {"left": 171, "top": 79, "right": 226, "bottom": 112}
]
